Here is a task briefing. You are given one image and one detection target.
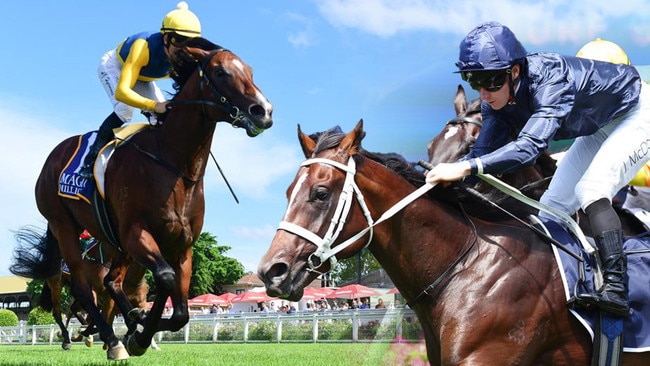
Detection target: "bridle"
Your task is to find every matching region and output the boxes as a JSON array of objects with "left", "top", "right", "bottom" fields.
[
  {"left": 167, "top": 48, "right": 249, "bottom": 127},
  {"left": 277, "top": 156, "right": 435, "bottom": 274}
]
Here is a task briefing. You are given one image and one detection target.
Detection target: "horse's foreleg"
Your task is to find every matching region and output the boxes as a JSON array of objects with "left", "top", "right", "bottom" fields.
[{"left": 103, "top": 255, "right": 134, "bottom": 322}]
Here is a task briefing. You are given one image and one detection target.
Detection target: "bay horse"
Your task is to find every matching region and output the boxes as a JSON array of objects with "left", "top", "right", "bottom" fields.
[
  {"left": 11, "top": 37, "right": 272, "bottom": 360},
  {"left": 257, "top": 120, "right": 649, "bottom": 365},
  {"left": 427, "top": 84, "right": 647, "bottom": 236}
]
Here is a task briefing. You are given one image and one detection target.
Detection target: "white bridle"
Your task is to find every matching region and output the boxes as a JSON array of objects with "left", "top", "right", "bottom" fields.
[{"left": 277, "top": 156, "right": 435, "bottom": 273}]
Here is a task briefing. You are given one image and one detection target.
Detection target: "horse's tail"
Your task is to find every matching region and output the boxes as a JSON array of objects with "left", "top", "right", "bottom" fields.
[
  {"left": 9, "top": 226, "right": 62, "bottom": 280},
  {"left": 39, "top": 281, "right": 54, "bottom": 312}
]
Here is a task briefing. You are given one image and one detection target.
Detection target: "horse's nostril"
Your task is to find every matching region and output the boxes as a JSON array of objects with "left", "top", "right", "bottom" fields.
[
  {"left": 266, "top": 262, "right": 289, "bottom": 282},
  {"left": 249, "top": 104, "right": 265, "bottom": 118}
]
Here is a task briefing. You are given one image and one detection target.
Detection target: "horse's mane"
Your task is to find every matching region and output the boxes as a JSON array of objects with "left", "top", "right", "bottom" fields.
[
  {"left": 310, "top": 126, "right": 532, "bottom": 221},
  {"left": 170, "top": 37, "right": 225, "bottom": 92}
]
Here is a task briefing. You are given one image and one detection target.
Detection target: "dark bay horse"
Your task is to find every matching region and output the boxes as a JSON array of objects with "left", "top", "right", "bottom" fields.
[
  {"left": 11, "top": 38, "right": 272, "bottom": 360},
  {"left": 257, "top": 121, "right": 649, "bottom": 365},
  {"left": 427, "top": 84, "right": 647, "bottom": 236}
]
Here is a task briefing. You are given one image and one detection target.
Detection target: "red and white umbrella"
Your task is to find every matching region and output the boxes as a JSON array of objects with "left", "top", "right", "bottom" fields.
[
  {"left": 326, "top": 284, "right": 381, "bottom": 299},
  {"left": 231, "top": 290, "right": 274, "bottom": 303},
  {"left": 189, "top": 293, "right": 227, "bottom": 306},
  {"left": 386, "top": 287, "right": 400, "bottom": 294},
  {"left": 301, "top": 287, "right": 334, "bottom": 300},
  {"left": 216, "top": 292, "right": 237, "bottom": 303}
]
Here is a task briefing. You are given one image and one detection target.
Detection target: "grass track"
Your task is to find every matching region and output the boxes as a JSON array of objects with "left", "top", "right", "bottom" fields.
[{"left": 0, "top": 342, "right": 418, "bottom": 366}]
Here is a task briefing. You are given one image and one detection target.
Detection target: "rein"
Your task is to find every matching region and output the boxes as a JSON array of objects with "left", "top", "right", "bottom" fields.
[
  {"left": 167, "top": 48, "right": 247, "bottom": 126},
  {"left": 277, "top": 156, "right": 436, "bottom": 272}
]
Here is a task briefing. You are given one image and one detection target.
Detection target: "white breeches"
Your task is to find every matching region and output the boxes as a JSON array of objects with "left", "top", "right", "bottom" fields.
[
  {"left": 97, "top": 50, "right": 165, "bottom": 123},
  {"left": 540, "top": 83, "right": 650, "bottom": 218}
]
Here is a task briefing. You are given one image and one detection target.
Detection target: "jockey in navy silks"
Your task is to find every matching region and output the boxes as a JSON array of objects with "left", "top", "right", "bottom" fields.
[{"left": 426, "top": 21, "right": 650, "bottom": 317}]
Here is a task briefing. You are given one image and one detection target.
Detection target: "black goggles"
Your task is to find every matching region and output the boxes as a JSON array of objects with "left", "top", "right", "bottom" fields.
[
  {"left": 461, "top": 69, "right": 511, "bottom": 92},
  {"left": 169, "top": 34, "right": 190, "bottom": 47}
]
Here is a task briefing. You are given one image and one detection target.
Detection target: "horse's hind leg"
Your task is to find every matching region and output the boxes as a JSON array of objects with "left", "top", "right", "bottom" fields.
[
  {"left": 45, "top": 277, "right": 72, "bottom": 350},
  {"left": 54, "top": 226, "right": 128, "bottom": 360}
]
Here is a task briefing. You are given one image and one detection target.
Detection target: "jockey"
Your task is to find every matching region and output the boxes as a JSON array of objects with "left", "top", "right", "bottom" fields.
[
  {"left": 426, "top": 21, "right": 650, "bottom": 317},
  {"left": 80, "top": 2, "right": 201, "bottom": 178}
]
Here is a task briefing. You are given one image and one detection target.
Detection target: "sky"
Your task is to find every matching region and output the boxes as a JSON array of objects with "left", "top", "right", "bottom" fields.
[{"left": 2, "top": 0, "right": 650, "bottom": 276}]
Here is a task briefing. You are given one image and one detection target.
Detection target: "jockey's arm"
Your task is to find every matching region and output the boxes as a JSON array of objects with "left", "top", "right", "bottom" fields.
[{"left": 115, "top": 38, "right": 158, "bottom": 112}]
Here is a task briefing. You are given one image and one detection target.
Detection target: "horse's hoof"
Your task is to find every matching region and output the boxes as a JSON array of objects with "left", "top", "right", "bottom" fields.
[
  {"left": 126, "top": 333, "right": 149, "bottom": 357},
  {"left": 106, "top": 341, "right": 129, "bottom": 361},
  {"left": 62, "top": 342, "right": 71, "bottom": 351},
  {"left": 84, "top": 335, "right": 94, "bottom": 348},
  {"left": 71, "top": 334, "right": 83, "bottom": 342},
  {"left": 103, "top": 343, "right": 108, "bottom": 351}
]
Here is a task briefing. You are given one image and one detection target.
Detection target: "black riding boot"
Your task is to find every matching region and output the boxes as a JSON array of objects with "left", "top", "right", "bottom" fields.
[
  {"left": 79, "top": 112, "right": 123, "bottom": 178},
  {"left": 578, "top": 229, "right": 630, "bottom": 317}
]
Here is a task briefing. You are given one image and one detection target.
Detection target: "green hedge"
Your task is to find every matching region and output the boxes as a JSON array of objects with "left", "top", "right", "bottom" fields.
[
  {"left": 26, "top": 307, "right": 55, "bottom": 325},
  {"left": 0, "top": 309, "right": 19, "bottom": 326}
]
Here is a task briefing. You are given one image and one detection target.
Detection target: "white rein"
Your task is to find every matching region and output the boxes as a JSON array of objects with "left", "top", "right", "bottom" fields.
[{"left": 277, "top": 157, "right": 435, "bottom": 273}]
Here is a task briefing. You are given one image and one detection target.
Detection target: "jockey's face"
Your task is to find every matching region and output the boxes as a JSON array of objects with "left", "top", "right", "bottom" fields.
[{"left": 478, "top": 64, "right": 520, "bottom": 110}]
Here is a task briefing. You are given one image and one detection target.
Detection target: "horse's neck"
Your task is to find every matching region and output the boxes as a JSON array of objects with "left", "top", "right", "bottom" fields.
[
  {"left": 358, "top": 171, "right": 475, "bottom": 302},
  {"left": 159, "top": 104, "right": 216, "bottom": 179}
]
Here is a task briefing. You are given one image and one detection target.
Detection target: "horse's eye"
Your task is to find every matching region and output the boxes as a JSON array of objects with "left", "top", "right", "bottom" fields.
[
  {"left": 314, "top": 187, "right": 330, "bottom": 201},
  {"left": 213, "top": 67, "right": 226, "bottom": 77}
]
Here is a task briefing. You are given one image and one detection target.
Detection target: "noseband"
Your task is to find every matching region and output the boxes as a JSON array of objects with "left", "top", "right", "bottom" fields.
[{"left": 277, "top": 156, "right": 435, "bottom": 274}]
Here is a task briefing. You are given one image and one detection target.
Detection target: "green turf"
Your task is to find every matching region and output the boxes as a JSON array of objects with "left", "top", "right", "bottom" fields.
[{"left": 0, "top": 342, "right": 422, "bottom": 365}]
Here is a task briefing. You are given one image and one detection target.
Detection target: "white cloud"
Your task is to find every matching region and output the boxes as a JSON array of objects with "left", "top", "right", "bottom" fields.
[
  {"left": 316, "top": 0, "right": 650, "bottom": 46},
  {"left": 285, "top": 12, "right": 319, "bottom": 49},
  {"left": 0, "top": 102, "right": 72, "bottom": 275},
  {"left": 208, "top": 125, "right": 301, "bottom": 198}
]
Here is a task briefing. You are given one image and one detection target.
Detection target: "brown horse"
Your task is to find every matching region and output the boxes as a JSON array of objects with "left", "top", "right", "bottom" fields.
[
  {"left": 427, "top": 84, "right": 647, "bottom": 236},
  {"left": 257, "top": 121, "right": 649, "bottom": 365},
  {"left": 10, "top": 37, "right": 272, "bottom": 360}
]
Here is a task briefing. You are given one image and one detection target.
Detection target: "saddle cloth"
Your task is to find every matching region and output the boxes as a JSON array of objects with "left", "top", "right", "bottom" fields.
[
  {"left": 543, "top": 218, "right": 650, "bottom": 352},
  {"left": 57, "top": 123, "right": 149, "bottom": 202}
]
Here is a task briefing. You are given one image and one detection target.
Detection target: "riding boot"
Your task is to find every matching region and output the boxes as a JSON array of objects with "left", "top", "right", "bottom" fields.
[
  {"left": 578, "top": 229, "right": 630, "bottom": 317},
  {"left": 79, "top": 112, "right": 123, "bottom": 178}
]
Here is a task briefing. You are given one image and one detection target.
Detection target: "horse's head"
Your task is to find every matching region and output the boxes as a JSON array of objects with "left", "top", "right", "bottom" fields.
[
  {"left": 427, "top": 85, "right": 482, "bottom": 165},
  {"left": 171, "top": 38, "right": 273, "bottom": 137},
  {"left": 258, "top": 120, "right": 374, "bottom": 301}
]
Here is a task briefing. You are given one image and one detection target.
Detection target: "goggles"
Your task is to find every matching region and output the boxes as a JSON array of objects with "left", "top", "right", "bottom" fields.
[
  {"left": 168, "top": 33, "right": 190, "bottom": 47},
  {"left": 461, "top": 69, "right": 511, "bottom": 92}
]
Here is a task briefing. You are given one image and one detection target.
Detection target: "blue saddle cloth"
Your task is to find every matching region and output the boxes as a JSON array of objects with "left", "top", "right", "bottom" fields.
[
  {"left": 58, "top": 131, "right": 96, "bottom": 202},
  {"left": 544, "top": 218, "right": 650, "bottom": 351}
]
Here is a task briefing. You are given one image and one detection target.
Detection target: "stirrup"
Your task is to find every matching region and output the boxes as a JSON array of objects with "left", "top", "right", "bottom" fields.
[{"left": 574, "top": 292, "right": 629, "bottom": 317}]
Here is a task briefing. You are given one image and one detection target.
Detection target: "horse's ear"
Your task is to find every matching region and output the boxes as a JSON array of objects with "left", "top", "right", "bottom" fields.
[
  {"left": 340, "top": 119, "right": 364, "bottom": 154},
  {"left": 454, "top": 84, "right": 467, "bottom": 115},
  {"left": 298, "top": 124, "right": 317, "bottom": 158}
]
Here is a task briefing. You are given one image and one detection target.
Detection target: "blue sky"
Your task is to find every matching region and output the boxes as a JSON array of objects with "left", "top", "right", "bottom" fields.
[{"left": 2, "top": 0, "right": 650, "bottom": 276}]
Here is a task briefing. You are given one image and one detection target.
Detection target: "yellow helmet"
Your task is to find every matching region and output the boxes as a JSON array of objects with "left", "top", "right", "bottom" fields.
[
  {"left": 161, "top": 2, "right": 201, "bottom": 38},
  {"left": 576, "top": 38, "right": 630, "bottom": 65}
]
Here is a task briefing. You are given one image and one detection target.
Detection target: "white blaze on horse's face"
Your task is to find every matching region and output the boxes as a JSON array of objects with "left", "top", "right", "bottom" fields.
[
  {"left": 232, "top": 58, "right": 273, "bottom": 109},
  {"left": 283, "top": 173, "right": 309, "bottom": 221},
  {"left": 444, "top": 126, "right": 459, "bottom": 140}
]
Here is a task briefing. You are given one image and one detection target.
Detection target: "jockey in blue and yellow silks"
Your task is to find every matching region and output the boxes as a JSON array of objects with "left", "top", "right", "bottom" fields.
[{"left": 80, "top": 2, "right": 202, "bottom": 178}]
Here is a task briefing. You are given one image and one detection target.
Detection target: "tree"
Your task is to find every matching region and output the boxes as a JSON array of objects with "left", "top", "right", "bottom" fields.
[
  {"left": 329, "top": 248, "right": 381, "bottom": 285},
  {"left": 25, "top": 279, "right": 73, "bottom": 314},
  {"left": 189, "top": 232, "right": 244, "bottom": 297},
  {"left": 145, "top": 232, "right": 244, "bottom": 298}
]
